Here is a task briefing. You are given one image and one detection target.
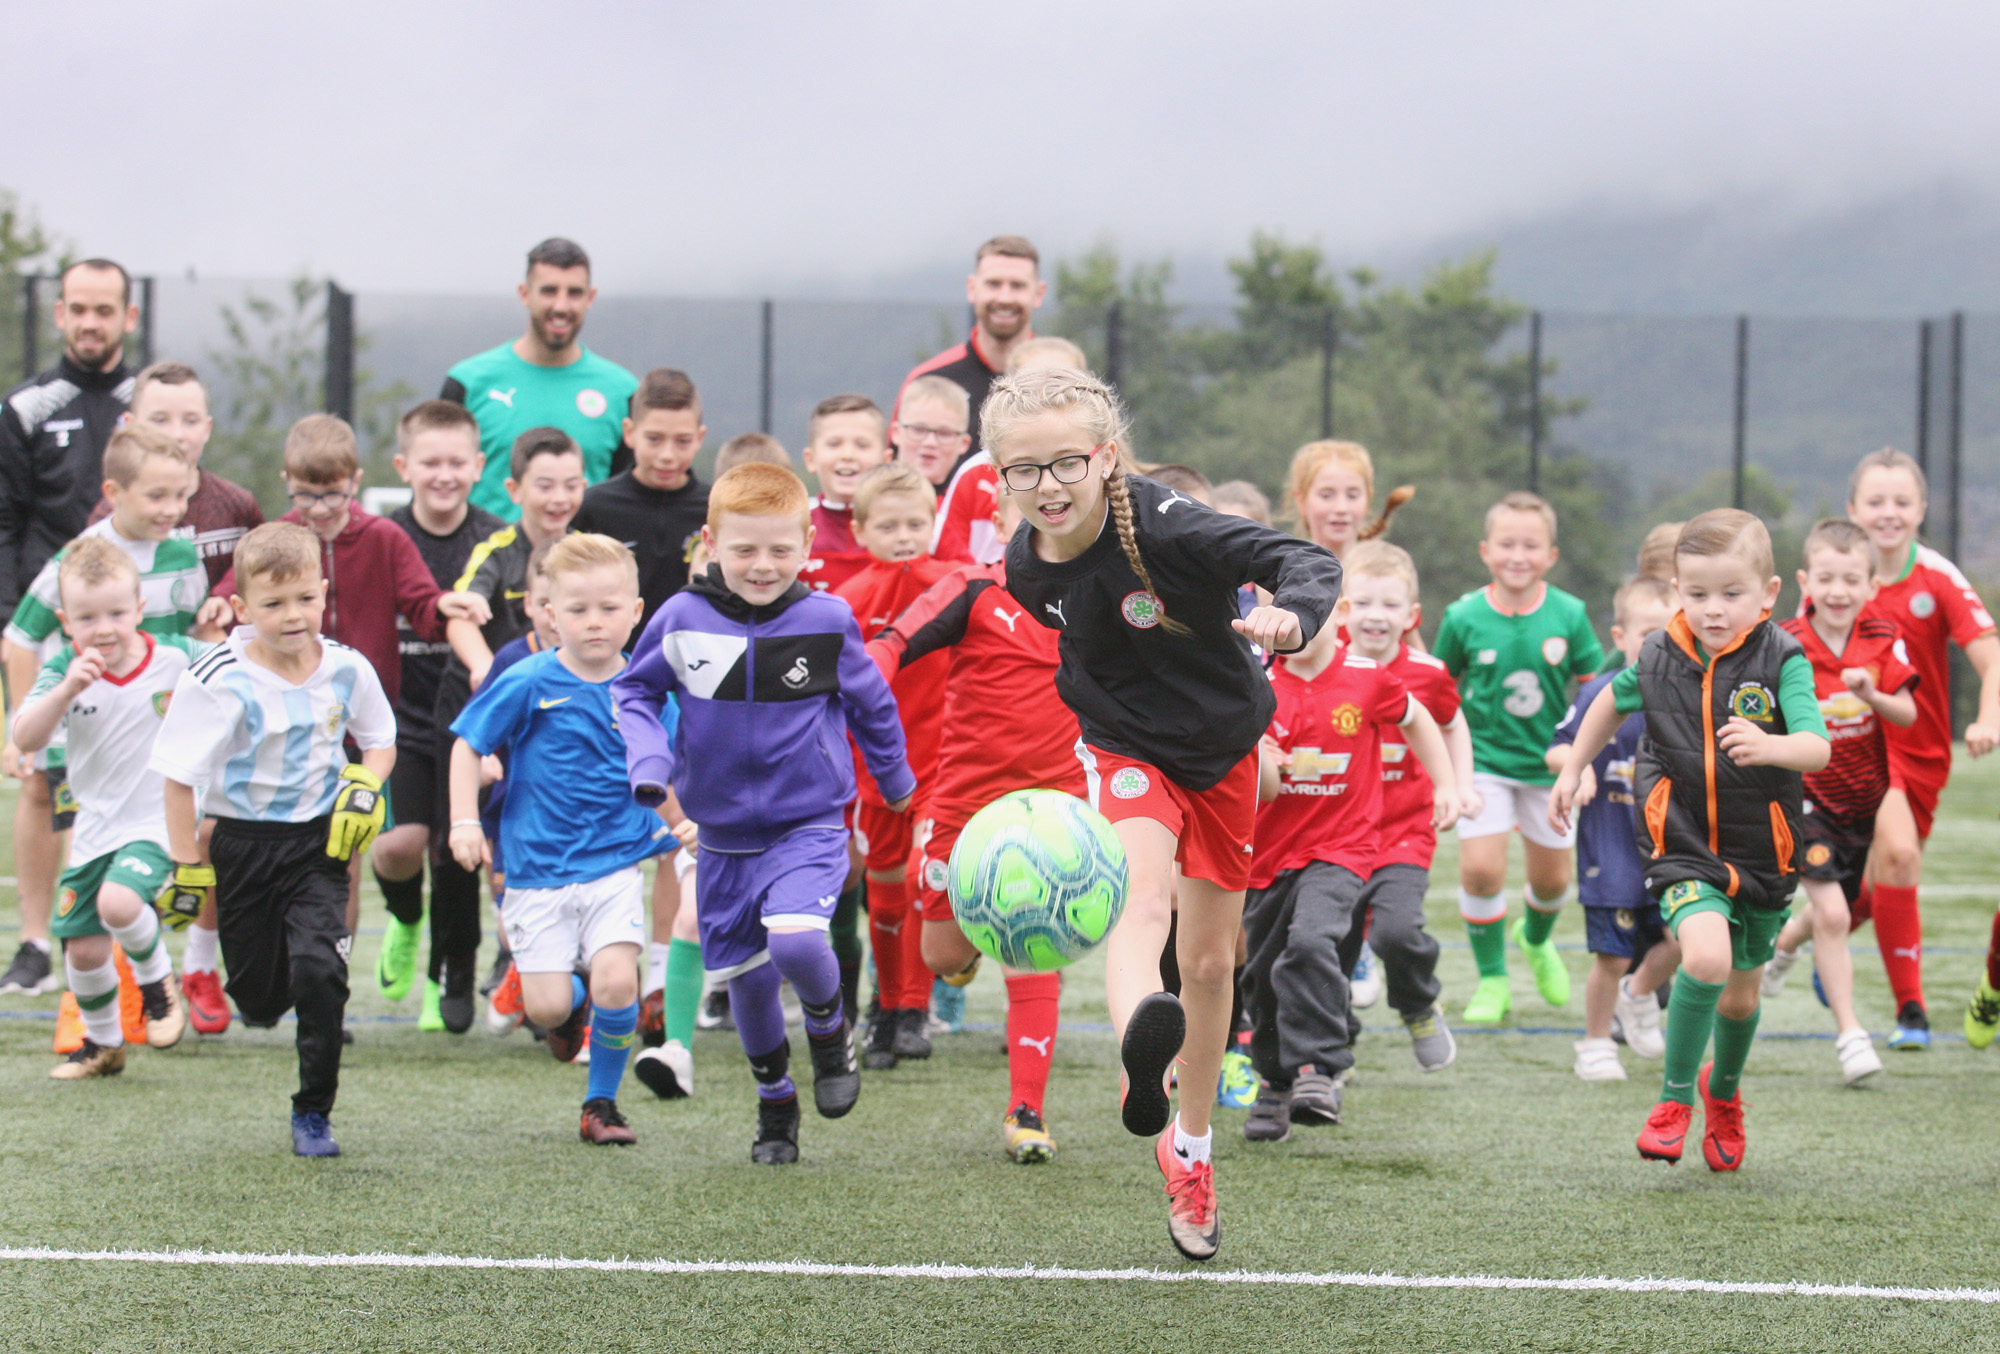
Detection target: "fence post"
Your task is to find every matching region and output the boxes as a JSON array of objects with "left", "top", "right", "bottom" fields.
[
  {"left": 138, "top": 276, "right": 155, "bottom": 369},
  {"left": 759, "top": 299, "right": 774, "bottom": 434},
  {"left": 323, "top": 281, "right": 354, "bottom": 422},
  {"left": 1319, "top": 306, "right": 1336, "bottom": 440},
  {"left": 1527, "top": 310, "right": 1543, "bottom": 493},
  {"left": 1104, "top": 300, "right": 1123, "bottom": 390},
  {"left": 21, "top": 274, "right": 38, "bottom": 381},
  {"left": 1915, "top": 319, "right": 1933, "bottom": 473},
  {"left": 1948, "top": 310, "right": 1965, "bottom": 561},
  {"left": 1731, "top": 315, "right": 1749, "bottom": 510}
]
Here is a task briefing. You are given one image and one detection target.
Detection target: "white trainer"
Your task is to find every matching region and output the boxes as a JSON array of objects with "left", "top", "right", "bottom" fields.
[
  {"left": 1836, "top": 1028, "right": 1883, "bottom": 1086},
  {"left": 1573, "top": 1036, "right": 1626, "bottom": 1081},
  {"left": 1350, "top": 942, "right": 1383, "bottom": 1010},
  {"left": 1761, "top": 946, "right": 1800, "bottom": 998},
  {"left": 635, "top": 1038, "right": 695, "bottom": 1099},
  {"left": 1614, "top": 975, "right": 1666, "bottom": 1059}
]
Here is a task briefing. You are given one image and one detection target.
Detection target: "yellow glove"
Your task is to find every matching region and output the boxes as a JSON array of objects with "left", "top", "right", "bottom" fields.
[
  {"left": 326, "top": 764, "right": 387, "bottom": 861},
  {"left": 155, "top": 863, "right": 214, "bottom": 931}
]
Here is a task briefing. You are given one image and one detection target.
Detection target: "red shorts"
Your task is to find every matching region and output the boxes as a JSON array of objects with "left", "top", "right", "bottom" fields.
[
  {"left": 1886, "top": 759, "right": 1944, "bottom": 841},
  {"left": 915, "top": 816, "right": 963, "bottom": 922},
  {"left": 1080, "top": 743, "right": 1260, "bottom": 892},
  {"left": 853, "top": 800, "right": 918, "bottom": 875}
]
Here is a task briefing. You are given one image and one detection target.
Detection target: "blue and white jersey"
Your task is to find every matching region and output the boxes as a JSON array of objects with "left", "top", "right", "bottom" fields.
[{"left": 148, "top": 625, "right": 396, "bottom": 822}]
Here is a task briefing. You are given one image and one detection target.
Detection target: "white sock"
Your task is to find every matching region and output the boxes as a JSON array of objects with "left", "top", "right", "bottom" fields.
[
  {"left": 1458, "top": 889, "right": 1507, "bottom": 925},
  {"left": 67, "top": 957, "right": 124, "bottom": 1047},
  {"left": 1526, "top": 884, "right": 1570, "bottom": 913},
  {"left": 1171, "top": 1114, "right": 1212, "bottom": 1165},
  {"left": 183, "top": 923, "right": 220, "bottom": 974},
  {"left": 25, "top": 936, "right": 50, "bottom": 956},
  {"left": 108, "top": 912, "right": 172, "bottom": 986},
  {"left": 646, "top": 941, "right": 669, "bottom": 998}
]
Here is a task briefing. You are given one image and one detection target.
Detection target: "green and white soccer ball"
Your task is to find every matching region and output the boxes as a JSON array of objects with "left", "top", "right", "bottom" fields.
[{"left": 947, "top": 789, "right": 1128, "bottom": 972}]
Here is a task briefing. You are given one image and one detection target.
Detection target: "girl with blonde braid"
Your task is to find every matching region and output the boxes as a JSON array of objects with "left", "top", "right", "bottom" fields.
[{"left": 994, "top": 370, "right": 1341, "bottom": 1261}]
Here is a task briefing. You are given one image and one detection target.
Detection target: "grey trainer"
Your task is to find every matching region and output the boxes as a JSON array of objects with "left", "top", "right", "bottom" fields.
[
  {"left": 1243, "top": 1083, "right": 1292, "bottom": 1142},
  {"left": 1404, "top": 1004, "right": 1458, "bottom": 1072},
  {"left": 1289, "top": 1068, "right": 1343, "bottom": 1125}
]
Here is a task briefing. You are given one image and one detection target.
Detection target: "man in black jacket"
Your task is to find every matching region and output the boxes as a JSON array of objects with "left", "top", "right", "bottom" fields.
[{"left": 0, "top": 259, "right": 138, "bottom": 997}]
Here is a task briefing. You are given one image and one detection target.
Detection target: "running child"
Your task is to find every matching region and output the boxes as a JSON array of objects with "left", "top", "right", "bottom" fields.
[
  {"left": 1335, "top": 541, "right": 1472, "bottom": 1069},
  {"left": 615, "top": 463, "right": 912, "bottom": 1165},
  {"left": 834, "top": 462, "right": 955, "bottom": 1066},
  {"left": 1435, "top": 491, "right": 1604, "bottom": 1023},
  {"left": 1762, "top": 521, "right": 1916, "bottom": 1084},
  {"left": 1844, "top": 449, "right": 2000, "bottom": 1048},
  {"left": 448, "top": 534, "right": 676, "bottom": 1145},
  {"left": 995, "top": 369, "right": 1341, "bottom": 1260},
  {"left": 150, "top": 523, "right": 397, "bottom": 1158},
  {"left": 868, "top": 487, "right": 1082, "bottom": 1161},
  {"left": 1552, "top": 510, "right": 1829, "bottom": 1171},
  {"left": 1240, "top": 559, "right": 1459, "bottom": 1142},
  {"left": 801, "top": 394, "right": 890, "bottom": 594},
  {"left": 1283, "top": 440, "right": 1413, "bottom": 562},
  {"left": 1547, "top": 574, "right": 1682, "bottom": 1082},
  {"left": 892, "top": 374, "right": 972, "bottom": 494},
  {"left": 12, "top": 539, "right": 195, "bottom": 1077},
  {"left": 372, "top": 400, "right": 503, "bottom": 1033}
]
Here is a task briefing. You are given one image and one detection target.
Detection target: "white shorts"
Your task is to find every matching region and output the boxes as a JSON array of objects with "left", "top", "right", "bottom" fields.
[
  {"left": 1455, "top": 772, "right": 1575, "bottom": 850},
  {"left": 503, "top": 867, "right": 646, "bottom": 973}
]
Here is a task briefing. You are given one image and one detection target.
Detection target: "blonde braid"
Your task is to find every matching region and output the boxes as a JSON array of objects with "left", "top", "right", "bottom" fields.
[{"left": 1106, "top": 471, "right": 1192, "bottom": 637}]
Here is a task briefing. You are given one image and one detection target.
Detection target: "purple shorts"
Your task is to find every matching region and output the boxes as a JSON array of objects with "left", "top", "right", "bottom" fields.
[{"left": 695, "top": 826, "right": 849, "bottom": 977}]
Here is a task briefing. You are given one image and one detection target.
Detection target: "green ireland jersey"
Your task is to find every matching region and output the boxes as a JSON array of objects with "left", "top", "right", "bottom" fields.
[
  {"left": 1433, "top": 583, "right": 1605, "bottom": 785},
  {"left": 442, "top": 342, "right": 638, "bottom": 520}
]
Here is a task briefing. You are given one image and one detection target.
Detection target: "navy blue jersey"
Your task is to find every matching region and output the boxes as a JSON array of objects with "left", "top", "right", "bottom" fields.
[{"left": 1550, "top": 669, "right": 1648, "bottom": 910}]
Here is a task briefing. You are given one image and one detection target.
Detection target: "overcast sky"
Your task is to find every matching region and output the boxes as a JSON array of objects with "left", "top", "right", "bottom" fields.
[{"left": 7, "top": 1, "right": 1999, "bottom": 299}]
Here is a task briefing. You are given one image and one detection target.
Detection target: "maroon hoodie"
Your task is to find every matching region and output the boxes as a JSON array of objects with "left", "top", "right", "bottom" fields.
[{"left": 212, "top": 505, "right": 443, "bottom": 709}]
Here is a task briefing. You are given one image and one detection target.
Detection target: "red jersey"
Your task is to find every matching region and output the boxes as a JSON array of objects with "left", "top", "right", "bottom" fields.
[
  {"left": 1781, "top": 608, "right": 1919, "bottom": 821},
  {"left": 1374, "top": 643, "right": 1460, "bottom": 870},
  {"left": 1250, "top": 649, "right": 1412, "bottom": 888},
  {"left": 1862, "top": 543, "right": 1995, "bottom": 784},
  {"left": 212, "top": 506, "right": 442, "bottom": 709},
  {"left": 804, "top": 498, "right": 871, "bottom": 594},
  {"left": 835, "top": 555, "right": 957, "bottom": 807},
  {"left": 867, "top": 559, "right": 1083, "bottom": 824},
  {"left": 931, "top": 453, "right": 1002, "bottom": 565}
]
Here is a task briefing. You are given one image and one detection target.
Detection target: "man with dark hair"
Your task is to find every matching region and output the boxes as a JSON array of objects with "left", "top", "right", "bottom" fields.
[
  {"left": 573, "top": 369, "right": 710, "bottom": 632},
  {"left": 440, "top": 238, "right": 636, "bottom": 521},
  {"left": 0, "top": 258, "right": 139, "bottom": 998},
  {"left": 893, "top": 235, "right": 1045, "bottom": 452}
]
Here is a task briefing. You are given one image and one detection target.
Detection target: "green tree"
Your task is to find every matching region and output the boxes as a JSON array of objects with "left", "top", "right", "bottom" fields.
[
  {"left": 1051, "top": 242, "right": 1200, "bottom": 463},
  {"left": 0, "top": 190, "right": 64, "bottom": 383},
  {"left": 206, "top": 274, "right": 413, "bottom": 513}
]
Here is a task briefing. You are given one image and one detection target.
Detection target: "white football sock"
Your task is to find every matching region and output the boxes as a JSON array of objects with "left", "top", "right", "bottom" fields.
[
  {"left": 1171, "top": 1114, "right": 1212, "bottom": 1165},
  {"left": 67, "top": 957, "right": 124, "bottom": 1047},
  {"left": 183, "top": 923, "right": 220, "bottom": 974}
]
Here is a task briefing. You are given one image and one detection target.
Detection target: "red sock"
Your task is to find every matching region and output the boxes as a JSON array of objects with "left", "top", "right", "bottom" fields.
[
  {"left": 1985, "top": 908, "right": 2000, "bottom": 990},
  {"left": 1871, "top": 883, "right": 1925, "bottom": 1010},
  {"left": 1849, "top": 880, "right": 1874, "bottom": 931},
  {"left": 1005, "top": 972, "right": 1061, "bottom": 1115},
  {"left": 899, "top": 898, "right": 931, "bottom": 1009},
  {"left": 867, "top": 876, "right": 911, "bottom": 1009}
]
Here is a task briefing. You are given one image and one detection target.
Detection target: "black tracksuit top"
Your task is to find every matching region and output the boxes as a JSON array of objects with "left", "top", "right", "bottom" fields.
[{"left": 1005, "top": 474, "right": 1343, "bottom": 792}]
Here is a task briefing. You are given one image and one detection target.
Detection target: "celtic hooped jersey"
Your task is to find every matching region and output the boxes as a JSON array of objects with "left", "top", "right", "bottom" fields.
[
  {"left": 1433, "top": 583, "right": 1604, "bottom": 786},
  {"left": 28, "top": 633, "right": 201, "bottom": 862}
]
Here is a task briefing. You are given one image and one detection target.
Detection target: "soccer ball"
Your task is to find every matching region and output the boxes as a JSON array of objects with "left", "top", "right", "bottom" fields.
[{"left": 947, "top": 790, "right": 1128, "bottom": 972}]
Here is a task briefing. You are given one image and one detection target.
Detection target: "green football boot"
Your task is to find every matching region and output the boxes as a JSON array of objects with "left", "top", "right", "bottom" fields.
[
  {"left": 1462, "top": 975, "right": 1512, "bottom": 1024},
  {"left": 1512, "top": 916, "right": 1572, "bottom": 1008},
  {"left": 377, "top": 917, "right": 420, "bottom": 1002},
  {"left": 1966, "top": 977, "right": 2000, "bottom": 1050},
  {"left": 418, "top": 977, "right": 446, "bottom": 1032}
]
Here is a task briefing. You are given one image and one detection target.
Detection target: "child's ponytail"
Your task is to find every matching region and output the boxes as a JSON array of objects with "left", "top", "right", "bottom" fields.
[{"left": 1359, "top": 484, "right": 1416, "bottom": 541}]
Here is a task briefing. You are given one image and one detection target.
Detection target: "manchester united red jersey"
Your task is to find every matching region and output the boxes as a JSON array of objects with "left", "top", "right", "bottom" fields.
[
  {"left": 1374, "top": 643, "right": 1460, "bottom": 870},
  {"left": 1250, "top": 649, "right": 1412, "bottom": 888},
  {"left": 1781, "top": 608, "right": 1918, "bottom": 822},
  {"left": 867, "top": 559, "right": 1083, "bottom": 824},
  {"left": 836, "top": 555, "right": 957, "bottom": 806},
  {"left": 1863, "top": 543, "right": 1995, "bottom": 786}
]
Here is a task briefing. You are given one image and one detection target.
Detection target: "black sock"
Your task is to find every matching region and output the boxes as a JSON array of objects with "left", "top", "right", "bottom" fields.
[
  {"left": 376, "top": 869, "right": 425, "bottom": 927},
  {"left": 1159, "top": 912, "right": 1182, "bottom": 997}
]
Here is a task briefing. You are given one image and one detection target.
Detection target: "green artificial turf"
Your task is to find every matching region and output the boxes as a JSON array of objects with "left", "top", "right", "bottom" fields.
[{"left": 2, "top": 758, "right": 1997, "bottom": 1353}]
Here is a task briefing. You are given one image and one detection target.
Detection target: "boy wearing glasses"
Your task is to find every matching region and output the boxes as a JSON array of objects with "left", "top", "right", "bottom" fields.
[
  {"left": 210, "top": 416, "right": 488, "bottom": 930},
  {"left": 891, "top": 376, "right": 971, "bottom": 495}
]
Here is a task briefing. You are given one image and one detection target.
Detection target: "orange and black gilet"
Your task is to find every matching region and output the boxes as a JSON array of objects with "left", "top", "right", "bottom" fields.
[{"left": 1632, "top": 613, "right": 1805, "bottom": 911}]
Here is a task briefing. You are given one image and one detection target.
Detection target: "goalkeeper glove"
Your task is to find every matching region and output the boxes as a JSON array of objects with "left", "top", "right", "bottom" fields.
[
  {"left": 326, "top": 764, "right": 387, "bottom": 861},
  {"left": 155, "top": 863, "right": 214, "bottom": 931}
]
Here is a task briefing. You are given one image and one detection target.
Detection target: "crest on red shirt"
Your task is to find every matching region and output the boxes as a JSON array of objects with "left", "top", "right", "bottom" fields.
[{"left": 1329, "top": 702, "right": 1364, "bottom": 737}]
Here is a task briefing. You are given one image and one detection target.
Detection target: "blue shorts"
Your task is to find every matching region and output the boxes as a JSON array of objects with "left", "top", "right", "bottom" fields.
[
  {"left": 695, "top": 827, "right": 849, "bottom": 977},
  {"left": 1583, "top": 901, "right": 1666, "bottom": 961}
]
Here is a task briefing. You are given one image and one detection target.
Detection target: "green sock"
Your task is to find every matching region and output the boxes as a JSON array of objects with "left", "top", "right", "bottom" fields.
[
  {"left": 1661, "top": 973, "right": 1724, "bottom": 1105},
  {"left": 1520, "top": 890, "right": 1563, "bottom": 947},
  {"left": 1466, "top": 919, "right": 1509, "bottom": 979},
  {"left": 1708, "top": 1005, "right": 1760, "bottom": 1101},
  {"left": 829, "top": 881, "right": 864, "bottom": 969},
  {"left": 663, "top": 937, "right": 703, "bottom": 1047}
]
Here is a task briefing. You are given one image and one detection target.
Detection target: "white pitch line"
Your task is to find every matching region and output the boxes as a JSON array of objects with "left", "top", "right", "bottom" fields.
[{"left": 0, "top": 1247, "right": 1995, "bottom": 1303}]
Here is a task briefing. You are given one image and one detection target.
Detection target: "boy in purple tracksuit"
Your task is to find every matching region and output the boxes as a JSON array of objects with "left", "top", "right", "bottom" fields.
[{"left": 614, "top": 463, "right": 913, "bottom": 1164}]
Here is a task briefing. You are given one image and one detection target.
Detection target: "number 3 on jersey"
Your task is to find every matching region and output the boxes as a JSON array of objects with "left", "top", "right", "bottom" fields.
[{"left": 1502, "top": 669, "right": 1543, "bottom": 718}]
